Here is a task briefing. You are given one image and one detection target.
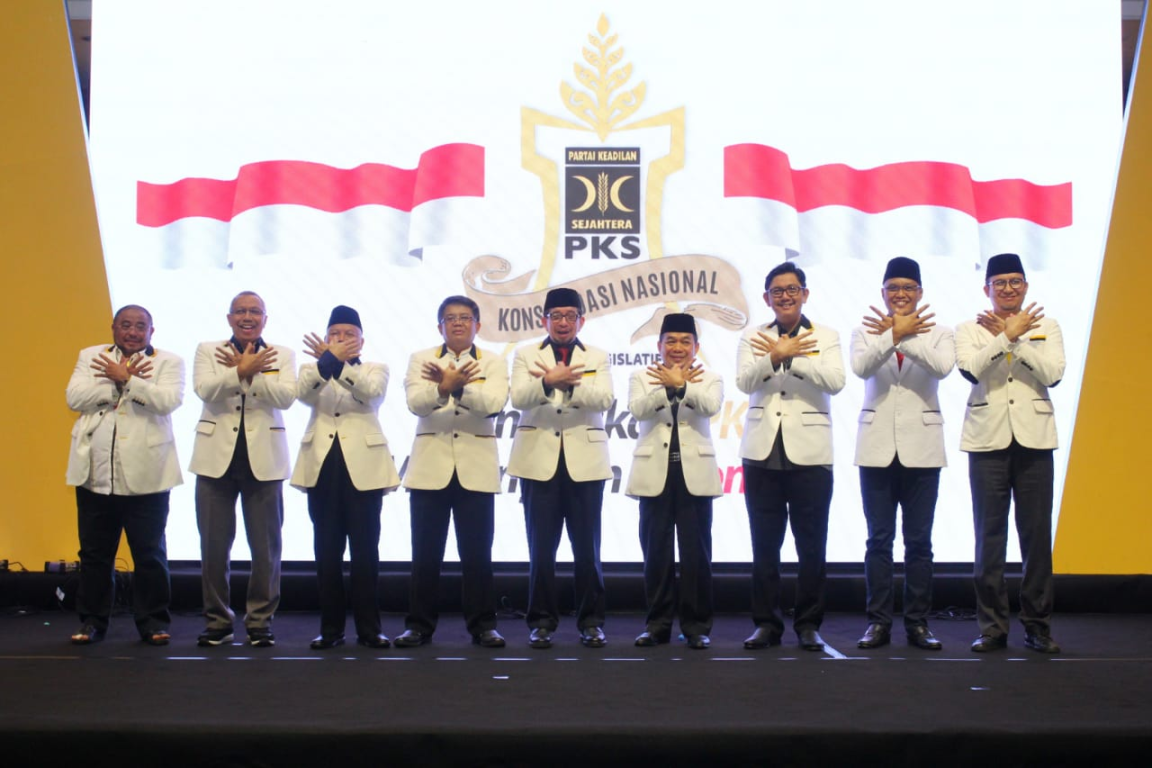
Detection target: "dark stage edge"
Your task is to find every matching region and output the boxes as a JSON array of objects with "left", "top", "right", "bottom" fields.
[
  {"left": 5, "top": 564, "right": 1152, "bottom": 614},
  {"left": 3, "top": 611, "right": 1151, "bottom": 767}
]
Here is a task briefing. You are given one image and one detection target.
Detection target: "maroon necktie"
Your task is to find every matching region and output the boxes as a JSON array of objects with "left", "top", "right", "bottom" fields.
[
  {"left": 558, "top": 346, "right": 570, "bottom": 365},
  {"left": 896, "top": 351, "right": 905, "bottom": 370}
]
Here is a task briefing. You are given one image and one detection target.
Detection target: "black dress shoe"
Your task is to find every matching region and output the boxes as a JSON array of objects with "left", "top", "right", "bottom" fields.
[
  {"left": 857, "top": 623, "right": 891, "bottom": 649},
  {"left": 580, "top": 627, "right": 607, "bottom": 648},
  {"left": 1024, "top": 632, "right": 1061, "bottom": 654},
  {"left": 310, "top": 634, "right": 345, "bottom": 650},
  {"left": 685, "top": 634, "right": 710, "bottom": 650},
  {"left": 797, "top": 628, "right": 825, "bottom": 651},
  {"left": 970, "top": 634, "right": 1008, "bottom": 652},
  {"left": 634, "top": 630, "right": 671, "bottom": 647},
  {"left": 472, "top": 629, "right": 506, "bottom": 648},
  {"left": 906, "top": 625, "right": 943, "bottom": 651},
  {"left": 357, "top": 633, "right": 391, "bottom": 648},
  {"left": 394, "top": 629, "right": 430, "bottom": 648},
  {"left": 743, "top": 626, "right": 782, "bottom": 649},
  {"left": 71, "top": 623, "right": 106, "bottom": 645},
  {"left": 529, "top": 628, "right": 553, "bottom": 649}
]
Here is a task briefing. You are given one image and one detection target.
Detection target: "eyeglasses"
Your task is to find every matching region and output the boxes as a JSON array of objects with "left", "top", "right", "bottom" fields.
[
  {"left": 440, "top": 314, "right": 475, "bottom": 325},
  {"left": 883, "top": 283, "right": 921, "bottom": 295},
  {"left": 547, "top": 311, "right": 581, "bottom": 323},
  {"left": 988, "top": 278, "right": 1026, "bottom": 290},
  {"left": 768, "top": 285, "right": 803, "bottom": 299},
  {"left": 230, "top": 307, "right": 265, "bottom": 317}
]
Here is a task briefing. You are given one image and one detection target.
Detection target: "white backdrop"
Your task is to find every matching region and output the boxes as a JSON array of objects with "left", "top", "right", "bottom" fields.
[{"left": 86, "top": 0, "right": 1122, "bottom": 563}]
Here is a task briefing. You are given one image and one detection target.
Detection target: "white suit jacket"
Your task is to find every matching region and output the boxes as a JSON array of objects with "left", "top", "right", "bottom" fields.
[
  {"left": 188, "top": 340, "right": 296, "bottom": 481},
  {"left": 625, "top": 368, "right": 723, "bottom": 498},
  {"left": 66, "top": 345, "right": 185, "bottom": 494},
  {"left": 403, "top": 344, "right": 509, "bottom": 493},
  {"left": 736, "top": 318, "right": 846, "bottom": 466},
  {"left": 290, "top": 359, "right": 400, "bottom": 492},
  {"left": 506, "top": 339, "right": 614, "bottom": 482},
  {"left": 956, "top": 316, "right": 1064, "bottom": 452},
  {"left": 851, "top": 324, "right": 955, "bottom": 468}
]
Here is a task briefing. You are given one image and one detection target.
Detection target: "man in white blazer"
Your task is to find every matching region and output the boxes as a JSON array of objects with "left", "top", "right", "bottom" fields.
[
  {"left": 290, "top": 305, "right": 400, "bottom": 650},
  {"left": 397, "top": 295, "right": 509, "bottom": 649},
  {"left": 66, "top": 305, "right": 184, "bottom": 645},
  {"left": 508, "top": 287, "right": 614, "bottom": 649},
  {"left": 189, "top": 291, "right": 296, "bottom": 648},
  {"left": 626, "top": 313, "right": 723, "bottom": 650},
  {"left": 737, "top": 262, "right": 846, "bottom": 652},
  {"left": 957, "top": 253, "right": 1065, "bottom": 654},
  {"left": 851, "top": 257, "right": 955, "bottom": 652}
]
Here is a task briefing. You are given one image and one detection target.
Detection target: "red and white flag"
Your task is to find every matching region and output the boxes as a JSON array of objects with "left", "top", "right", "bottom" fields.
[
  {"left": 723, "top": 143, "right": 1072, "bottom": 268},
  {"left": 136, "top": 143, "right": 485, "bottom": 268}
]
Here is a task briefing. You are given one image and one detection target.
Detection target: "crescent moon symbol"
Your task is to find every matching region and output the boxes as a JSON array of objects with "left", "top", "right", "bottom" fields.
[
  {"left": 571, "top": 176, "right": 597, "bottom": 212},
  {"left": 610, "top": 176, "right": 634, "bottom": 212}
]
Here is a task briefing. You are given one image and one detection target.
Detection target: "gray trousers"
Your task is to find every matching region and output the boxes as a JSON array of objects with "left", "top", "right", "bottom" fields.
[{"left": 196, "top": 472, "right": 284, "bottom": 631}]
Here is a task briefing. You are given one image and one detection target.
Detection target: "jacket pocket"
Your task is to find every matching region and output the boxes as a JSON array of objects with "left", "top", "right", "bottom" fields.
[
  {"left": 632, "top": 444, "right": 654, "bottom": 457},
  {"left": 746, "top": 406, "right": 764, "bottom": 421},
  {"left": 696, "top": 444, "right": 716, "bottom": 457},
  {"left": 300, "top": 430, "right": 315, "bottom": 445},
  {"left": 1032, "top": 399, "right": 1054, "bottom": 414},
  {"left": 586, "top": 428, "right": 607, "bottom": 443},
  {"left": 365, "top": 432, "right": 388, "bottom": 447},
  {"left": 921, "top": 411, "right": 944, "bottom": 425},
  {"left": 858, "top": 410, "right": 876, "bottom": 424},
  {"left": 800, "top": 411, "right": 830, "bottom": 426},
  {"left": 195, "top": 420, "right": 216, "bottom": 436}
]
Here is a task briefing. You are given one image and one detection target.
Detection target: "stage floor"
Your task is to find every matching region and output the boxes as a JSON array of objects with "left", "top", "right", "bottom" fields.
[{"left": 3, "top": 610, "right": 1151, "bottom": 767}]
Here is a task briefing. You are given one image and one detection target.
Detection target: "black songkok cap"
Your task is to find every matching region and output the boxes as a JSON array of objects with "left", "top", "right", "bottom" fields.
[
  {"left": 883, "top": 257, "right": 922, "bottom": 286},
  {"left": 660, "top": 313, "right": 698, "bottom": 338},
  {"left": 543, "top": 287, "right": 584, "bottom": 313},
  {"left": 327, "top": 305, "right": 362, "bottom": 330},
  {"left": 985, "top": 253, "right": 1025, "bottom": 281}
]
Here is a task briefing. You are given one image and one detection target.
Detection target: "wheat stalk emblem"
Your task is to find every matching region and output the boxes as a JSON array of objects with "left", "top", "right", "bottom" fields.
[{"left": 561, "top": 14, "right": 646, "bottom": 141}]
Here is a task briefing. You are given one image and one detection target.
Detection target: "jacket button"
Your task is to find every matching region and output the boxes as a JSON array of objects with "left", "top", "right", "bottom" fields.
[
  {"left": 1008, "top": 377, "right": 1014, "bottom": 382},
  {"left": 663, "top": 442, "right": 668, "bottom": 448},
  {"left": 557, "top": 408, "right": 563, "bottom": 414},
  {"left": 235, "top": 406, "right": 241, "bottom": 411},
  {"left": 1009, "top": 400, "right": 1014, "bottom": 405},
  {"left": 328, "top": 434, "right": 334, "bottom": 438},
  {"left": 233, "top": 427, "right": 238, "bottom": 432},
  {"left": 455, "top": 410, "right": 460, "bottom": 415},
  {"left": 776, "top": 412, "right": 782, "bottom": 416},
  {"left": 454, "top": 433, "right": 459, "bottom": 438},
  {"left": 666, "top": 423, "right": 673, "bottom": 427},
  {"left": 335, "top": 412, "right": 341, "bottom": 417},
  {"left": 554, "top": 431, "right": 560, "bottom": 437},
  {"left": 781, "top": 391, "right": 787, "bottom": 396}
]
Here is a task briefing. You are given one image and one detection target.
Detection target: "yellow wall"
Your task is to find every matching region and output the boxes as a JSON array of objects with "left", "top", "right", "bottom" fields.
[
  {"left": 0, "top": 1, "right": 112, "bottom": 567},
  {"left": 1054, "top": 26, "right": 1152, "bottom": 574}
]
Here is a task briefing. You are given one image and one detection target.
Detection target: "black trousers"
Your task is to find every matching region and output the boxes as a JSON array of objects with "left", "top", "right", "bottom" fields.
[
  {"left": 744, "top": 462, "right": 833, "bottom": 636},
  {"left": 406, "top": 473, "right": 497, "bottom": 636},
  {"left": 860, "top": 462, "right": 940, "bottom": 630},
  {"left": 75, "top": 486, "right": 171, "bottom": 635},
  {"left": 522, "top": 459, "right": 606, "bottom": 631},
  {"left": 307, "top": 441, "right": 384, "bottom": 639},
  {"left": 638, "top": 461, "right": 714, "bottom": 636},
  {"left": 968, "top": 445, "right": 1055, "bottom": 638}
]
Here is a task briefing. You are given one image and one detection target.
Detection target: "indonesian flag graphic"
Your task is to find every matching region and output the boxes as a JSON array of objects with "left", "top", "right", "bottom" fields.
[
  {"left": 136, "top": 143, "right": 485, "bottom": 268},
  {"left": 724, "top": 143, "right": 1072, "bottom": 267}
]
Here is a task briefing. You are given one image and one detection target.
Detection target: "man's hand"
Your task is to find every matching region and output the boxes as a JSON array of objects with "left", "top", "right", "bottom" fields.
[
  {"left": 422, "top": 360, "right": 480, "bottom": 398},
  {"left": 890, "top": 304, "right": 935, "bottom": 344},
  {"left": 91, "top": 353, "right": 153, "bottom": 386},
  {"left": 532, "top": 360, "right": 585, "bottom": 391},
  {"left": 753, "top": 329, "right": 816, "bottom": 366},
  {"left": 302, "top": 332, "right": 328, "bottom": 360},
  {"left": 977, "top": 302, "right": 1043, "bottom": 342},
  {"left": 327, "top": 337, "right": 363, "bottom": 363},
  {"left": 217, "top": 343, "right": 277, "bottom": 383},
  {"left": 861, "top": 306, "right": 894, "bottom": 336},
  {"left": 646, "top": 362, "right": 703, "bottom": 389}
]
